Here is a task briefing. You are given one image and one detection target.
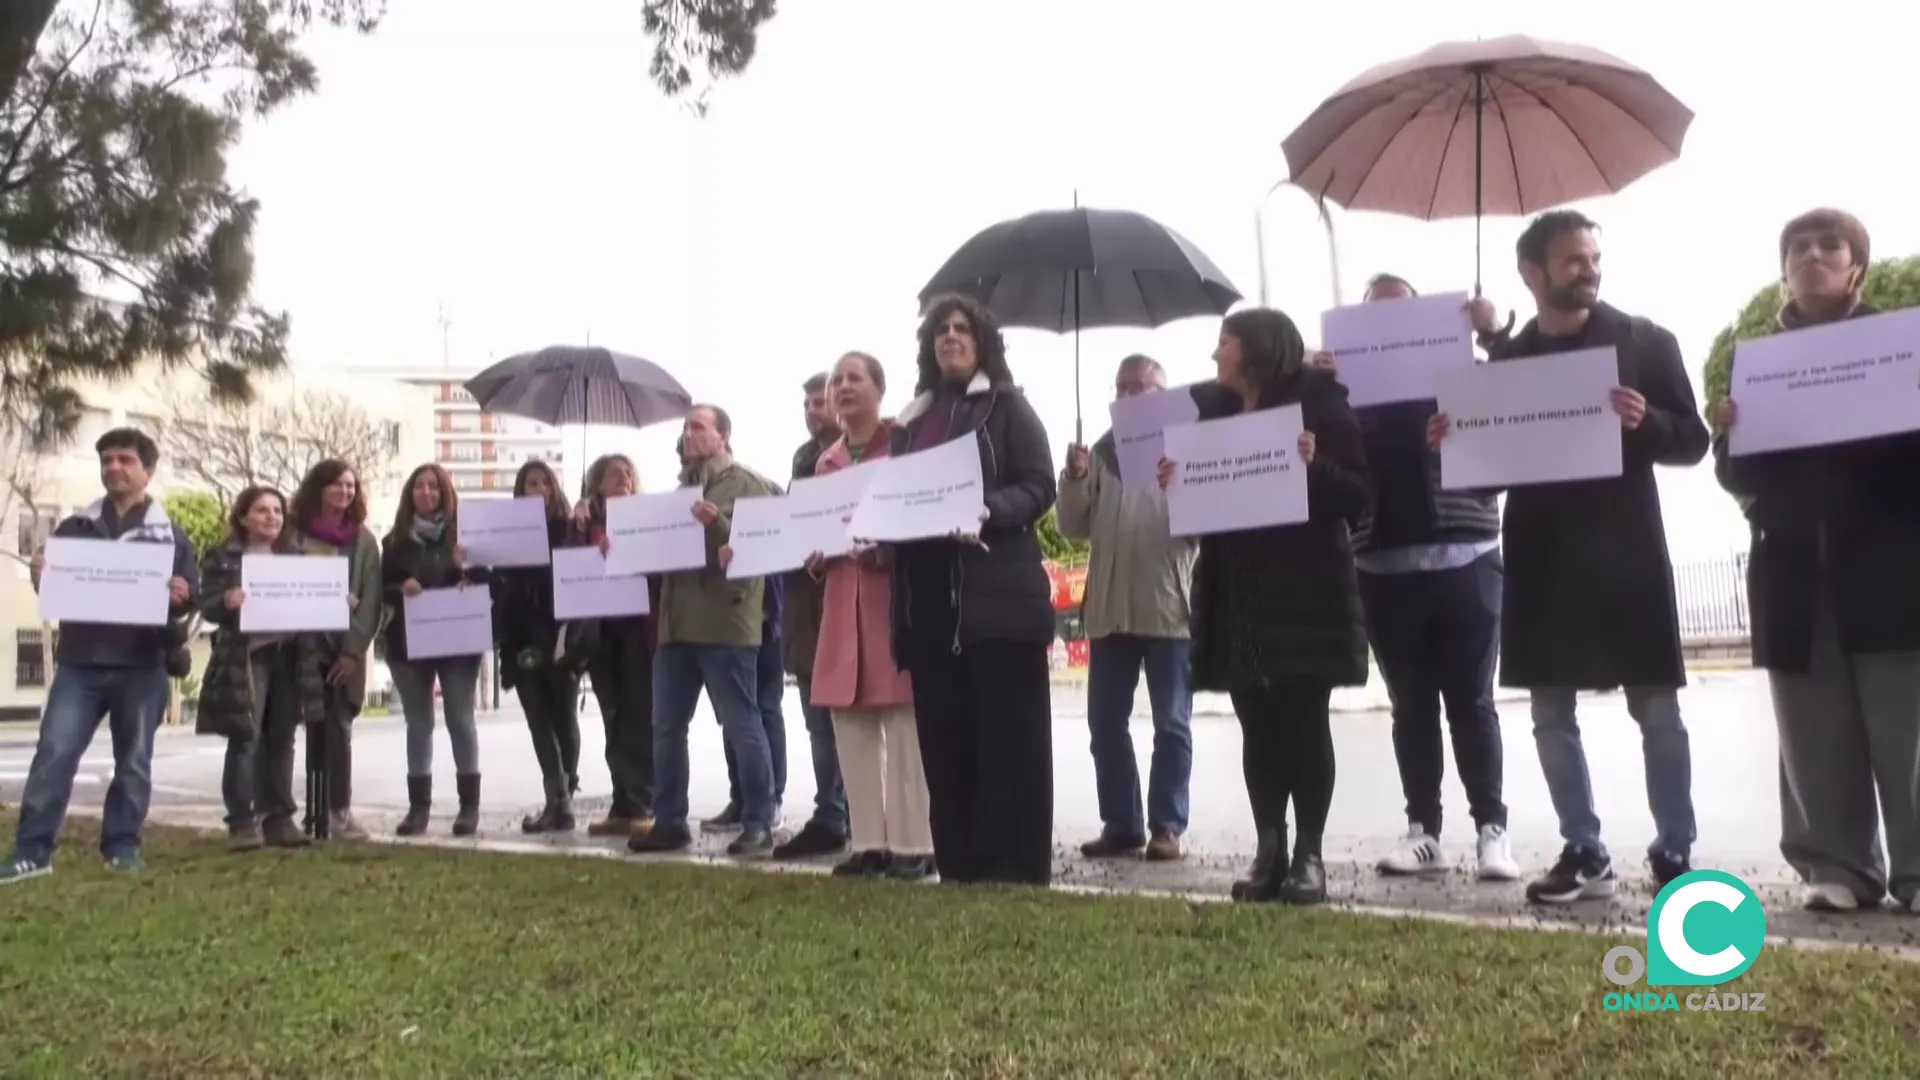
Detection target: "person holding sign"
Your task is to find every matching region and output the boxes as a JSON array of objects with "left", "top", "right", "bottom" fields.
[
  {"left": 1433, "top": 210, "right": 1710, "bottom": 904},
  {"left": 1312, "top": 274, "right": 1519, "bottom": 883},
  {"left": 1159, "top": 308, "right": 1372, "bottom": 906},
  {"left": 195, "top": 486, "right": 323, "bottom": 853},
  {"left": 4, "top": 428, "right": 198, "bottom": 885},
  {"left": 286, "top": 459, "right": 385, "bottom": 843},
  {"left": 382, "top": 464, "right": 492, "bottom": 838},
  {"left": 888, "top": 293, "right": 1058, "bottom": 887},
  {"left": 1714, "top": 208, "right": 1920, "bottom": 914}
]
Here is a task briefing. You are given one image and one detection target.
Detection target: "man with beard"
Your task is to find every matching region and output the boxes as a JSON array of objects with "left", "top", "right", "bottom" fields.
[{"left": 1431, "top": 210, "right": 1709, "bottom": 904}]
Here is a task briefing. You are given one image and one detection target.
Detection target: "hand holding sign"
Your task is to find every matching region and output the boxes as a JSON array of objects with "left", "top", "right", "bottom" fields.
[
  {"left": 1609, "top": 387, "right": 1648, "bottom": 430},
  {"left": 692, "top": 500, "right": 719, "bottom": 526},
  {"left": 1297, "top": 431, "right": 1317, "bottom": 465},
  {"left": 950, "top": 507, "right": 991, "bottom": 551},
  {"left": 1427, "top": 412, "right": 1451, "bottom": 449}
]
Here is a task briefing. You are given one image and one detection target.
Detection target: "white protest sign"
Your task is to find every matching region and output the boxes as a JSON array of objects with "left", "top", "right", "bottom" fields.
[
  {"left": 1320, "top": 291, "right": 1476, "bottom": 407},
  {"left": 1108, "top": 385, "right": 1201, "bottom": 490},
  {"left": 458, "top": 496, "right": 551, "bottom": 567},
  {"left": 1437, "top": 346, "right": 1622, "bottom": 490},
  {"left": 551, "top": 546, "right": 650, "bottom": 621},
  {"left": 726, "top": 459, "right": 882, "bottom": 579},
  {"left": 604, "top": 487, "right": 707, "bottom": 576},
  {"left": 846, "top": 435, "right": 986, "bottom": 543},
  {"left": 37, "top": 537, "right": 173, "bottom": 627},
  {"left": 1728, "top": 306, "right": 1920, "bottom": 456},
  {"left": 1162, "top": 405, "right": 1309, "bottom": 537},
  {"left": 402, "top": 585, "right": 493, "bottom": 659},
  {"left": 240, "top": 553, "right": 351, "bottom": 633}
]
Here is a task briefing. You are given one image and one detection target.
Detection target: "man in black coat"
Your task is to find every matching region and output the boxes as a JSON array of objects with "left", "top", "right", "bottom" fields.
[{"left": 1434, "top": 210, "right": 1710, "bottom": 905}]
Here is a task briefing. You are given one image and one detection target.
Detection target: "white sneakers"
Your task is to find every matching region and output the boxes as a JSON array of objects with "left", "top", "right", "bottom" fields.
[
  {"left": 1375, "top": 824, "right": 1521, "bottom": 881},
  {"left": 1801, "top": 882, "right": 1859, "bottom": 912}
]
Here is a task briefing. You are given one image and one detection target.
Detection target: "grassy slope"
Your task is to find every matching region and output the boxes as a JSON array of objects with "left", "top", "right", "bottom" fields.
[{"left": 1, "top": 811, "right": 1917, "bottom": 1079}]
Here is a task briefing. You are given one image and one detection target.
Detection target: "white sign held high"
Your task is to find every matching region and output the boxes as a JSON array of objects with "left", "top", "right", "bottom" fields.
[
  {"left": 402, "top": 585, "right": 493, "bottom": 659},
  {"left": 1320, "top": 291, "right": 1476, "bottom": 407},
  {"left": 1437, "top": 346, "right": 1623, "bottom": 490},
  {"left": 458, "top": 496, "right": 551, "bottom": 567},
  {"left": 239, "top": 553, "right": 352, "bottom": 633},
  {"left": 1162, "top": 405, "right": 1309, "bottom": 537},
  {"left": 846, "top": 435, "right": 985, "bottom": 543},
  {"left": 1108, "top": 386, "right": 1201, "bottom": 490},
  {"left": 1727, "top": 306, "right": 1920, "bottom": 456},
  {"left": 604, "top": 487, "right": 708, "bottom": 576},
  {"left": 726, "top": 459, "right": 881, "bottom": 579},
  {"left": 36, "top": 538, "right": 173, "bottom": 627},
  {"left": 551, "top": 547, "right": 650, "bottom": 621}
]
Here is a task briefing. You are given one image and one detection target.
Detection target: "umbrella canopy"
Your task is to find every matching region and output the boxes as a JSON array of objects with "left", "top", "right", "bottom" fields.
[
  {"left": 917, "top": 206, "right": 1242, "bottom": 332},
  {"left": 1282, "top": 35, "right": 1693, "bottom": 223},
  {"left": 464, "top": 345, "right": 693, "bottom": 430}
]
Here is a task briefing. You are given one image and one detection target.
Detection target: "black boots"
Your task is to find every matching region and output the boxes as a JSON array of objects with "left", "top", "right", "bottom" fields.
[
  {"left": 1232, "top": 827, "right": 1285, "bottom": 901},
  {"left": 521, "top": 774, "right": 576, "bottom": 834},
  {"left": 1231, "top": 824, "right": 1330, "bottom": 907},
  {"left": 396, "top": 775, "right": 432, "bottom": 837},
  {"left": 453, "top": 773, "right": 481, "bottom": 837}
]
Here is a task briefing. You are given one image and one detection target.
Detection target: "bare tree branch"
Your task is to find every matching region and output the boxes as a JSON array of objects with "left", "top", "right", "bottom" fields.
[{"left": 159, "top": 386, "right": 396, "bottom": 503}]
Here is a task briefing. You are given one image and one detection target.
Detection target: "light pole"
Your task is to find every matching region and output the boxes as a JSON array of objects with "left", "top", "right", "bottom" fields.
[{"left": 1253, "top": 178, "right": 1344, "bottom": 309}]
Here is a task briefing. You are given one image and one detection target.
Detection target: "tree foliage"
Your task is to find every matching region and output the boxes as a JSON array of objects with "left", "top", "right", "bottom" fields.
[
  {"left": 163, "top": 486, "right": 223, "bottom": 559},
  {"left": 0, "top": 0, "right": 385, "bottom": 451},
  {"left": 1035, "top": 505, "right": 1088, "bottom": 564},
  {"left": 1701, "top": 256, "right": 1920, "bottom": 433},
  {"left": 160, "top": 385, "right": 397, "bottom": 504},
  {"left": 643, "top": 0, "right": 777, "bottom": 116}
]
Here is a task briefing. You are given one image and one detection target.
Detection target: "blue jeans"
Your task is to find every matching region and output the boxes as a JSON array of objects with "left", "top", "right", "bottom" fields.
[
  {"left": 10, "top": 664, "right": 170, "bottom": 865},
  {"left": 1530, "top": 686, "right": 1696, "bottom": 861},
  {"left": 1086, "top": 635, "right": 1193, "bottom": 837},
  {"left": 723, "top": 638, "right": 791, "bottom": 809},
  {"left": 653, "top": 644, "right": 777, "bottom": 831},
  {"left": 796, "top": 677, "right": 847, "bottom": 834}
]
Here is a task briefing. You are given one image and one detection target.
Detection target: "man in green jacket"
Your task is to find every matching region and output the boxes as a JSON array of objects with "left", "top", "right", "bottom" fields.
[{"left": 629, "top": 404, "right": 783, "bottom": 857}]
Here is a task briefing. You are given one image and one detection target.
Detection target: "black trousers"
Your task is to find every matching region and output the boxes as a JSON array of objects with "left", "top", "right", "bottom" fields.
[
  {"left": 303, "top": 680, "right": 355, "bottom": 833},
  {"left": 515, "top": 665, "right": 582, "bottom": 792},
  {"left": 221, "top": 644, "right": 300, "bottom": 826},
  {"left": 587, "top": 620, "right": 654, "bottom": 819},
  {"left": 907, "top": 640, "right": 1054, "bottom": 885},
  {"left": 1229, "top": 682, "right": 1335, "bottom": 859},
  {"left": 1357, "top": 550, "right": 1507, "bottom": 837}
]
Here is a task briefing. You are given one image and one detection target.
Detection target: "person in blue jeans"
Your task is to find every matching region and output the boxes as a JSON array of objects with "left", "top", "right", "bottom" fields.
[
  {"left": 4, "top": 427, "right": 199, "bottom": 884},
  {"left": 709, "top": 570, "right": 790, "bottom": 831},
  {"left": 629, "top": 405, "right": 783, "bottom": 857},
  {"left": 1058, "top": 355, "right": 1198, "bottom": 862}
]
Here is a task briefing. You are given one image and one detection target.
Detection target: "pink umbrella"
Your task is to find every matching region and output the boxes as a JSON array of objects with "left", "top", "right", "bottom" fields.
[{"left": 1281, "top": 35, "right": 1694, "bottom": 292}]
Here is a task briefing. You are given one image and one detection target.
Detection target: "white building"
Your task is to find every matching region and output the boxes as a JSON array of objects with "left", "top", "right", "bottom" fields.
[{"left": 345, "top": 364, "right": 569, "bottom": 498}]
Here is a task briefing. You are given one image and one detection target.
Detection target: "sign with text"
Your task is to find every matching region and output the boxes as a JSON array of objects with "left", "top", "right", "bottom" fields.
[
  {"left": 726, "top": 459, "right": 882, "bottom": 579},
  {"left": 1108, "top": 385, "right": 1201, "bottom": 490},
  {"left": 239, "top": 553, "right": 351, "bottom": 633},
  {"left": 402, "top": 585, "right": 493, "bottom": 659},
  {"left": 1437, "top": 347, "right": 1622, "bottom": 490},
  {"left": 551, "top": 546, "right": 650, "bottom": 621},
  {"left": 1161, "top": 405, "right": 1308, "bottom": 536},
  {"left": 457, "top": 496, "right": 551, "bottom": 567},
  {"left": 604, "top": 487, "right": 707, "bottom": 576},
  {"left": 1727, "top": 306, "right": 1920, "bottom": 456},
  {"left": 1320, "top": 291, "right": 1476, "bottom": 407},
  {"left": 37, "top": 537, "right": 173, "bottom": 627},
  {"left": 846, "top": 435, "right": 986, "bottom": 543}
]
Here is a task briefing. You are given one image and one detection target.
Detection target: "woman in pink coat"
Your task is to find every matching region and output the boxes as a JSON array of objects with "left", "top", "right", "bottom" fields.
[{"left": 806, "top": 351, "right": 935, "bottom": 880}]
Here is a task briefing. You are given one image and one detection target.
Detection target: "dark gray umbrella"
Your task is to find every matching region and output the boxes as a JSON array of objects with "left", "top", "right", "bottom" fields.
[
  {"left": 464, "top": 345, "right": 693, "bottom": 429},
  {"left": 917, "top": 202, "right": 1242, "bottom": 441}
]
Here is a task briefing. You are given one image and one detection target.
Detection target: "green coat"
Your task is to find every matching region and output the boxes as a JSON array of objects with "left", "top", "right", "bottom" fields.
[{"left": 657, "top": 457, "right": 777, "bottom": 648}]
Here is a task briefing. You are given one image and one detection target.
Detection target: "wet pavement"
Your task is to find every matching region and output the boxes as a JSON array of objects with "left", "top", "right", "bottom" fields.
[{"left": 5, "top": 667, "right": 1917, "bottom": 954}]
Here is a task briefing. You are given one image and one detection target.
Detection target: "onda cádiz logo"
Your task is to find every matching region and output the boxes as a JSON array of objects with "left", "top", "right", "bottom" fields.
[{"left": 1601, "top": 869, "right": 1770, "bottom": 1013}]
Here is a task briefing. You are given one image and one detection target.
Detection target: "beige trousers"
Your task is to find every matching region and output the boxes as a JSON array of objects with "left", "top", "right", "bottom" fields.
[{"left": 832, "top": 706, "right": 933, "bottom": 854}]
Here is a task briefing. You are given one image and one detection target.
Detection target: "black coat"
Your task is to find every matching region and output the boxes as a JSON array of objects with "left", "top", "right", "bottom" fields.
[
  {"left": 1713, "top": 304, "right": 1920, "bottom": 671},
  {"left": 1485, "top": 302, "right": 1710, "bottom": 690},
  {"left": 489, "top": 515, "right": 583, "bottom": 689},
  {"left": 1186, "top": 369, "right": 1373, "bottom": 692},
  {"left": 380, "top": 525, "right": 489, "bottom": 665},
  {"left": 888, "top": 374, "right": 1058, "bottom": 660}
]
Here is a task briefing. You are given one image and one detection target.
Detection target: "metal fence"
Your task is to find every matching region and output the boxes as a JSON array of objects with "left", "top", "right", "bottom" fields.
[{"left": 1674, "top": 551, "right": 1750, "bottom": 643}]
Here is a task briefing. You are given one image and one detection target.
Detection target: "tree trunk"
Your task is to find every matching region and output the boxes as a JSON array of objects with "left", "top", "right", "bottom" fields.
[{"left": 0, "top": 0, "right": 60, "bottom": 112}]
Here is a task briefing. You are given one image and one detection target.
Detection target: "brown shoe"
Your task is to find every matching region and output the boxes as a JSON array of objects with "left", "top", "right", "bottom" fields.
[
  {"left": 263, "top": 817, "right": 311, "bottom": 848},
  {"left": 1145, "top": 828, "right": 1184, "bottom": 862},
  {"left": 1079, "top": 829, "right": 1147, "bottom": 858},
  {"left": 228, "top": 821, "right": 263, "bottom": 852},
  {"left": 631, "top": 815, "right": 655, "bottom": 836},
  {"left": 587, "top": 816, "right": 635, "bottom": 837}
]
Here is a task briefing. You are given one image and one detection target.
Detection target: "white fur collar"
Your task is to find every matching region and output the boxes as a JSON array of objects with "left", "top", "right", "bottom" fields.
[{"left": 897, "top": 371, "right": 993, "bottom": 426}]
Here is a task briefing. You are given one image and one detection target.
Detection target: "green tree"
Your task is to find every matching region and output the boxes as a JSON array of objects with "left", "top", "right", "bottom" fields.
[
  {"left": 1035, "top": 505, "right": 1088, "bottom": 564},
  {"left": 1701, "top": 256, "right": 1920, "bottom": 434},
  {"left": 165, "top": 488, "right": 224, "bottom": 561}
]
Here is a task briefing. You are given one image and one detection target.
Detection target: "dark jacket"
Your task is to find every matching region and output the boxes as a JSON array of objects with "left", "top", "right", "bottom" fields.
[
  {"left": 1713, "top": 303, "right": 1920, "bottom": 671},
  {"left": 781, "top": 435, "right": 833, "bottom": 678},
  {"left": 490, "top": 515, "right": 587, "bottom": 689},
  {"left": 1350, "top": 400, "right": 1500, "bottom": 553},
  {"left": 1186, "top": 370, "right": 1373, "bottom": 692},
  {"left": 564, "top": 514, "right": 659, "bottom": 653},
  {"left": 194, "top": 540, "right": 328, "bottom": 739},
  {"left": 380, "top": 522, "right": 489, "bottom": 665},
  {"left": 37, "top": 497, "right": 198, "bottom": 669},
  {"left": 1482, "top": 302, "right": 1709, "bottom": 690},
  {"left": 888, "top": 372, "right": 1058, "bottom": 661}
]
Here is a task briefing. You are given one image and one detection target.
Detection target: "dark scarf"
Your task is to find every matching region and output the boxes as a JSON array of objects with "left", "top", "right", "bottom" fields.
[{"left": 410, "top": 512, "right": 447, "bottom": 546}]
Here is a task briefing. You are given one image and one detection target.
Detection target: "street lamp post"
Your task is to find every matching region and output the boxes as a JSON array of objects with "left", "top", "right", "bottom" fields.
[{"left": 1254, "top": 178, "right": 1344, "bottom": 309}]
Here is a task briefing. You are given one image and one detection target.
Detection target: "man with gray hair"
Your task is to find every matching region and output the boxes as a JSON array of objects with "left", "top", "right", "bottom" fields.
[{"left": 1059, "top": 354, "right": 1197, "bottom": 861}]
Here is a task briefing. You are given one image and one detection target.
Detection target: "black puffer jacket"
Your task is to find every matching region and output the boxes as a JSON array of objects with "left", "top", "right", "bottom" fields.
[
  {"left": 888, "top": 373, "right": 1058, "bottom": 662},
  {"left": 381, "top": 521, "right": 490, "bottom": 665},
  {"left": 490, "top": 515, "right": 581, "bottom": 689}
]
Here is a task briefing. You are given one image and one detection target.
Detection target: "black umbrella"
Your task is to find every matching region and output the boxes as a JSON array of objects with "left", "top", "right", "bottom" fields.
[
  {"left": 917, "top": 201, "right": 1242, "bottom": 442},
  {"left": 465, "top": 345, "right": 693, "bottom": 429}
]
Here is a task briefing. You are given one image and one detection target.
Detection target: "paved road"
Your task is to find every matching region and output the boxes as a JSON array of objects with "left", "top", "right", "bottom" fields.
[{"left": 5, "top": 669, "right": 1917, "bottom": 951}]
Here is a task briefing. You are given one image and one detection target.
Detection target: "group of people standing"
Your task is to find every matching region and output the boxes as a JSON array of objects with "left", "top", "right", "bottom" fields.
[{"left": 5, "top": 207, "right": 1915, "bottom": 920}]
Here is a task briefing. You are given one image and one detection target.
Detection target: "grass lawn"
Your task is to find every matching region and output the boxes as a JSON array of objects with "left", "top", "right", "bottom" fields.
[{"left": 2, "top": 812, "right": 1918, "bottom": 1079}]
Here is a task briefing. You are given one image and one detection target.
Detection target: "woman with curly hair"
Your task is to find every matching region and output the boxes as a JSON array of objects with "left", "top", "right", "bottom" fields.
[{"left": 888, "top": 293, "right": 1059, "bottom": 886}]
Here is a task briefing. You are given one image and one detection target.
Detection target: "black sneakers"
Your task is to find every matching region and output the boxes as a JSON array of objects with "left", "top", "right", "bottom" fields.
[
  {"left": 1525, "top": 846, "right": 1617, "bottom": 904},
  {"left": 1649, "top": 850, "right": 1691, "bottom": 888}
]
